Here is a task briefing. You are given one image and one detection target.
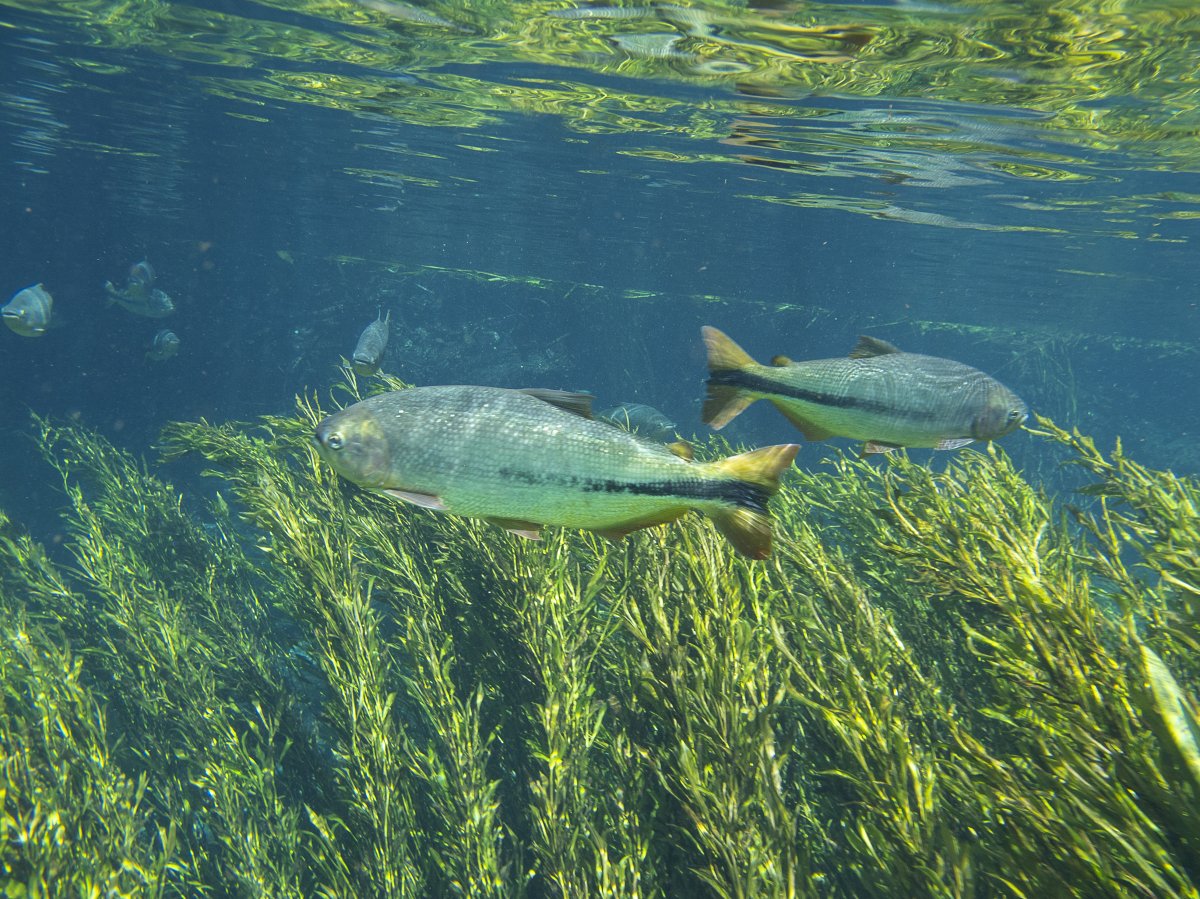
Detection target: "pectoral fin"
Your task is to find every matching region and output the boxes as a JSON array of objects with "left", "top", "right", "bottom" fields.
[{"left": 383, "top": 489, "right": 447, "bottom": 510}]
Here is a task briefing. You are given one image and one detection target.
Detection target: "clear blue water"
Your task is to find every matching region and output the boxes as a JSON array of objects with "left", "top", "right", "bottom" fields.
[{"left": 1, "top": 0, "right": 1198, "bottom": 531}]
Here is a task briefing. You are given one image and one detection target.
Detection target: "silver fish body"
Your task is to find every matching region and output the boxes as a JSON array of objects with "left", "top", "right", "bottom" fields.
[
  {"left": 2, "top": 283, "right": 54, "bottom": 337},
  {"left": 351, "top": 310, "right": 390, "bottom": 375},
  {"left": 702, "top": 327, "right": 1027, "bottom": 453},
  {"left": 106, "top": 283, "right": 175, "bottom": 318},
  {"left": 314, "top": 385, "right": 798, "bottom": 558}
]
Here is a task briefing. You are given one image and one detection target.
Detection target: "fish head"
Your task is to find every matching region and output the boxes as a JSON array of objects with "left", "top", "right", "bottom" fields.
[
  {"left": 351, "top": 353, "right": 379, "bottom": 375},
  {"left": 972, "top": 387, "right": 1029, "bottom": 440},
  {"left": 2, "top": 299, "right": 43, "bottom": 337},
  {"left": 314, "top": 406, "right": 393, "bottom": 487}
]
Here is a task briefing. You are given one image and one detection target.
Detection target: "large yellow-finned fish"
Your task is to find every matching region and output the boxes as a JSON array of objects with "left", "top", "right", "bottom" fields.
[
  {"left": 701, "top": 326, "right": 1027, "bottom": 454},
  {"left": 314, "top": 385, "right": 799, "bottom": 559}
]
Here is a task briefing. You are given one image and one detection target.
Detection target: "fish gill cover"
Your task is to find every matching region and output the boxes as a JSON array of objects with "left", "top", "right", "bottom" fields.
[{"left": 0, "top": 367, "right": 1196, "bottom": 897}]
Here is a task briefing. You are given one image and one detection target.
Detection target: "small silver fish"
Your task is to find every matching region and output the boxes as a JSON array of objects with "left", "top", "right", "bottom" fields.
[
  {"left": 106, "top": 283, "right": 175, "bottom": 318},
  {"left": 146, "top": 329, "right": 180, "bottom": 362},
  {"left": 2, "top": 283, "right": 54, "bottom": 337},
  {"left": 352, "top": 309, "right": 390, "bottom": 375},
  {"left": 598, "top": 403, "right": 678, "bottom": 442}
]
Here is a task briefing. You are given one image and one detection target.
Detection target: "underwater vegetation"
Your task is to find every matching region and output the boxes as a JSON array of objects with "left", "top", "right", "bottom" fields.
[{"left": 0, "top": 373, "right": 1198, "bottom": 898}]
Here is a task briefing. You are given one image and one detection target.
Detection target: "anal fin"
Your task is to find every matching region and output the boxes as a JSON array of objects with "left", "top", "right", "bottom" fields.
[{"left": 594, "top": 509, "right": 687, "bottom": 543}]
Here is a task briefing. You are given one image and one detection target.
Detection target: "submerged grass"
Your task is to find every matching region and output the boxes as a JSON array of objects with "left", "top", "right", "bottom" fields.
[{"left": 0, "top": 381, "right": 1197, "bottom": 898}]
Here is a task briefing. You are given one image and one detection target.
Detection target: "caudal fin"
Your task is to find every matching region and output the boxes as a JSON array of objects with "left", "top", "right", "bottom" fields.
[
  {"left": 701, "top": 326, "right": 760, "bottom": 429},
  {"left": 705, "top": 443, "right": 800, "bottom": 559}
]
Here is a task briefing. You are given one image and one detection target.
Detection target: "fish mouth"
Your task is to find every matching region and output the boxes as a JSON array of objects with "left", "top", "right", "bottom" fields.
[{"left": 1, "top": 310, "right": 18, "bottom": 319}]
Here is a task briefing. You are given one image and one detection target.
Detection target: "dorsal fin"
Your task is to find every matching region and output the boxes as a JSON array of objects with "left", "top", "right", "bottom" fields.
[
  {"left": 770, "top": 354, "right": 793, "bottom": 367},
  {"left": 849, "top": 335, "right": 902, "bottom": 359},
  {"left": 519, "top": 388, "right": 594, "bottom": 419},
  {"left": 667, "top": 440, "right": 694, "bottom": 461}
]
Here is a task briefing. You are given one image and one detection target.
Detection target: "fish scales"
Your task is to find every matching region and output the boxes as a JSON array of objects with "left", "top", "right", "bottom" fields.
[
  {"left": 721, "top": 356, "right": 1004, "bottom": 441},
  {"left": 701, "top": 326, "right": 1026, "bottom": 451},
  {"left": 314, "top": 385, "right": 798, "bottom": 557},
  {"left": 359, "top": 388, "right": 739, "bottom": 525}
]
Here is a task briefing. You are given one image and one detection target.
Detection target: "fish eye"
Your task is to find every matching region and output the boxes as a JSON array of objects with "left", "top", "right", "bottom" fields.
[{"left": 326, "top": 433, "right": 345, "bottom": 451}]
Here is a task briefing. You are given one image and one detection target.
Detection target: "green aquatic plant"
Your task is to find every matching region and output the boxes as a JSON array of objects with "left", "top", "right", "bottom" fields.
[{"left": 0, "top": 383, "right": 1197, "bottom": 897}]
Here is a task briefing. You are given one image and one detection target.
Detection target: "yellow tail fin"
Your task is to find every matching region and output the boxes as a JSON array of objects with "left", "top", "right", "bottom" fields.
[
  {"left": 702, "top": 326, "right": 757, "bottom": 370},
  {"left": 701, "top": 327, "right": 762, "bottom": 429},
  {"left": 708, "top": 443, "right": 799, "bottom": 491},
  {"left": 705, "top": 443, "right": 800, "bottom": 559}
]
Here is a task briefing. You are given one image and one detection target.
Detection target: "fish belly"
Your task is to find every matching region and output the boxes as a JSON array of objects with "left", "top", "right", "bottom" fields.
[{"left": 448, "top": 480, "right": 690, "bottom": 530}]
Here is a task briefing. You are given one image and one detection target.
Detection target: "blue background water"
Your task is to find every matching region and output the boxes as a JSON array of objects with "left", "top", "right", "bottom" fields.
[{"left": 1, "top": 0, "right": 1198, "bottom": 539}]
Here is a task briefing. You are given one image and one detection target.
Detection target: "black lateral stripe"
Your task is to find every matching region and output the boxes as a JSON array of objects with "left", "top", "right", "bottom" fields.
[
  {"left": 583, "top": 478, "right": 771, "bottom": 514},
  {"left": 497, "top": 467, "right": 771, "bottom": 514},
  {"left": 709, "top": 369, "right": 935, "bottom": 419}
]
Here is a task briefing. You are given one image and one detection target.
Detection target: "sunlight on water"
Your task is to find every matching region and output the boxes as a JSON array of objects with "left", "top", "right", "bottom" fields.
[{"left": 2, "top": 0, "right": 1198, "bottom": 235}]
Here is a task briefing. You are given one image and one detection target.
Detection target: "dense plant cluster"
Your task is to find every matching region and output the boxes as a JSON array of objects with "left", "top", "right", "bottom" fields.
[{"left": 0, "top": 376, "right": 1196, "bottom": 898}]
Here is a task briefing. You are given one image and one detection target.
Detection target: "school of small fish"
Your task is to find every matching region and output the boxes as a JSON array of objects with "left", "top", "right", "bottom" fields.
[
  {"left": 4, "top": 260, "right": 185, "bottom": 361},
  {"left": 4, "top": 261, "right": 1028, "bottom": 558}
]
